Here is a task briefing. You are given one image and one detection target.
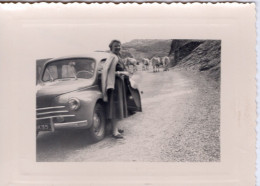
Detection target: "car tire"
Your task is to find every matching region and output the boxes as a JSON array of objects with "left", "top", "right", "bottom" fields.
[{"left": 88, "top": 103, "right": 106, "bottom": 142}]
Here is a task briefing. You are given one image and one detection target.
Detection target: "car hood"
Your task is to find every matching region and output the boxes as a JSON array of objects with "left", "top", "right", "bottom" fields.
[{"left": 37, "top": 79, "right": 94, "bottom": 107}]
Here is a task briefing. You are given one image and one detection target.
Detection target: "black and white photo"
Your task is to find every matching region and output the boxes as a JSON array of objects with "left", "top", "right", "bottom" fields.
[
  {"left": 0, "top": 3, "right": 256, "bottom": 186},
  {"left": 36, "top": 38, "right": 221, "bottom": 162}
]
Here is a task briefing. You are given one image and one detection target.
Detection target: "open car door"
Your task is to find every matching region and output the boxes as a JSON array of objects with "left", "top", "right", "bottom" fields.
[{"left": 125, "top": 77, "right": 142, "bottom": 113}]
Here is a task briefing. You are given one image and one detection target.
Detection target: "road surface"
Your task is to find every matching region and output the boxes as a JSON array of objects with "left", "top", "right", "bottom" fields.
[{"left": 37, "top": 67, "right": 220, "bottom": 162}]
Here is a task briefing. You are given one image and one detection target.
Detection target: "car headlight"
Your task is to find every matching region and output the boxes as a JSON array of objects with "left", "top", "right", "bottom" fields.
[{"left": 68, "top": 98, "right": 80, "bottom": 111}]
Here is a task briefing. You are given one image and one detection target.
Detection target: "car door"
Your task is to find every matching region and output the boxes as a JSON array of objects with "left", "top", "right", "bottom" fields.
[{"left": 125, "top": 78, "right": 142, "bottom": 113}]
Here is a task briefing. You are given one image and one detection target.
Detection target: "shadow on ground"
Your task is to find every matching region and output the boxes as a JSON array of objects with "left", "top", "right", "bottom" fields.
[{"left": 36, "top": 130, "right": 95, "bottom": 162}]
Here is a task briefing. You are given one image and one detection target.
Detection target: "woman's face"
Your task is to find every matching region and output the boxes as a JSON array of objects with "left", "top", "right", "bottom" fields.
[{"left": 111, "top": 42, "right": 121, "bottom": 55}]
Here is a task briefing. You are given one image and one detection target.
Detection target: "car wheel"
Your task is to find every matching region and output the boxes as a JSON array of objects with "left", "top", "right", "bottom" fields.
[{"left": 88, "top": 103, "right": 106, "bottom": 142}]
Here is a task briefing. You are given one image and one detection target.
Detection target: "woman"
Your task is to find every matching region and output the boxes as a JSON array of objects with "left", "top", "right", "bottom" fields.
[{"left": 102, "top": 40, "right": 130, "bottom": 139}]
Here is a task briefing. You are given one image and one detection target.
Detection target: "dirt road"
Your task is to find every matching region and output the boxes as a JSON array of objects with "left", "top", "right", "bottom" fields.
[{"left": 37, "top": 68, "right": 220, "bottom": 162}]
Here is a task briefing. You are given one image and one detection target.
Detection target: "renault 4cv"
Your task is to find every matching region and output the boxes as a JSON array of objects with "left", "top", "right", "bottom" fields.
[{"left": 36, "top": 52, "right": 142, "bottom": 142}]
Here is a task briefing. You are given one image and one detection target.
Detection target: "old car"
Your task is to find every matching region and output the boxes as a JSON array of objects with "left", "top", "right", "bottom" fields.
[{"left": 36, "top": 52, "right": 142, "bottom": 142}]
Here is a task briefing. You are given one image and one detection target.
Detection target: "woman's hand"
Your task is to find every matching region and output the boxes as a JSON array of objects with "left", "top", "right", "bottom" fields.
[{"left": 117, "top": 71, "right": 129, "bottom": 76}]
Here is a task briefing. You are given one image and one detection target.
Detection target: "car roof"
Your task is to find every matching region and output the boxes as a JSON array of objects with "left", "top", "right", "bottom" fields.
[{"left": 45, "top": 51, "right": 111, "bottom": 64}]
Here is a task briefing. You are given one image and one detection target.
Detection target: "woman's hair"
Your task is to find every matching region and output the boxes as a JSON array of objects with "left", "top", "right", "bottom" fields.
[{"left": 109, "top": 40, "right": 121, "bottom": 50}]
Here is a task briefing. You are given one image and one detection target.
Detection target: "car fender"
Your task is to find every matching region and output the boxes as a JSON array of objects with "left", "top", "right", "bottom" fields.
[
  {"left": 54, "top": 88, "right": 104, "bottom": 128},
  {"left": 73, "top": 89, "right": 104, "bottom": 127}
]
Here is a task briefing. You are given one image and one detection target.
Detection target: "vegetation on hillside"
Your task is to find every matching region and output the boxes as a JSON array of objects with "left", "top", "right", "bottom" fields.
[
  {"left": 122, "top": 39, "right": 172, "bottom": 60},
  {"left": 174, "top": 40, "right": 221, "bottom": 82}
]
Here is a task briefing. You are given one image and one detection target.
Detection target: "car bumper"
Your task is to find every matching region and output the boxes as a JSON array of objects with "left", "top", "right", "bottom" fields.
[
  {"left": 37, "top": 118, "right": 89, "bottom": 132},
  {"left": 54, "top": 120, "right": 88, "bottom": 130},
  {"left": 36, "top": 106, "right": 90, "bottom": 132}
]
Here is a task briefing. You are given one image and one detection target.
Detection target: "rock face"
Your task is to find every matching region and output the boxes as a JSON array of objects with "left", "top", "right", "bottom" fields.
[
  {"left": 171, "top": 40, "right": 221, "bottom": 82},
  {"left": 169, "top": 40, "right": 204, "bottom": 66}
]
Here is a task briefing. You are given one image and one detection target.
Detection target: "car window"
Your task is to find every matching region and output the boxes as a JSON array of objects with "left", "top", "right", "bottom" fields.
[
  {"left": 62, "top": 63, "right": 76, "bottom": 78},
  {"left": 42, "top": 58, "right": 96, "bottom": 82},
  {"left": 43, "top": 65, "right": 58, "bottom": 82}
]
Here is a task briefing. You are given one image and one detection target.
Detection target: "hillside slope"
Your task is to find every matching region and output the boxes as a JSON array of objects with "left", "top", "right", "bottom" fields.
[
  {"left": 175, "top": 40, "right": 221, "bottom": 82},
  {"left": 122, "top": 39, "right": 172, "bottom": 60}
]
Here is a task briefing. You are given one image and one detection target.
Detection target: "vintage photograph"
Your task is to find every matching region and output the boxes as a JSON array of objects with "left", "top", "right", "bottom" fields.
[
  {"left": 0, "top": 3, "right": 256, "bottom": 186},
  {"left": 36, "top": 38, "right": 221, "bottom": 162}
]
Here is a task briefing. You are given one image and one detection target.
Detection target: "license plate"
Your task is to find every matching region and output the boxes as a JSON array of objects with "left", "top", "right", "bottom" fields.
[{"left": 37, "top": 118, "right": 52, "bottom": 131}]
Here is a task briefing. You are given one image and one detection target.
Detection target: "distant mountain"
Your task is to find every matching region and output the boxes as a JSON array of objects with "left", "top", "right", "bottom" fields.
[{"left": 122, "top": 39, "right": 172, "bottom": 60}]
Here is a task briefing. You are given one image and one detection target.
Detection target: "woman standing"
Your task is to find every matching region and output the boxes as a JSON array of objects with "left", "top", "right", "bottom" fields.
[{"left": 102, "top": 40, "right": 130, "bottom": 139}]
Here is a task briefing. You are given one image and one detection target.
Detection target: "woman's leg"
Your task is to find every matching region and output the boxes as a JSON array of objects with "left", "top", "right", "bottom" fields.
[
  {"left": 112, "top": 119, "right": 123, "bottom": 138},
  {"left": 112, "top": 119, "right": 118, "bottom": 135}
]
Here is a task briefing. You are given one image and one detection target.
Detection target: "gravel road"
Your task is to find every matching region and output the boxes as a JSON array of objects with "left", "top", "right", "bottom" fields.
[{"left": 37, "top": 67, "right": 220, "bottom": 162}]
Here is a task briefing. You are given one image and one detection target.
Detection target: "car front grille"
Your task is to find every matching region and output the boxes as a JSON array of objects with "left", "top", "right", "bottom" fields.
[{"left": 36, "top": 106, "right": 75, "bottom": 121}]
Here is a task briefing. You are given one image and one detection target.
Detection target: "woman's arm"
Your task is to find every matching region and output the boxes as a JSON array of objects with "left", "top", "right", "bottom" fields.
[
  {"left": 101, "top": 54, "right": 117, "bottom": 101},
  {"left": 116, "top": 71, "right": 129, "bottom": 76}
]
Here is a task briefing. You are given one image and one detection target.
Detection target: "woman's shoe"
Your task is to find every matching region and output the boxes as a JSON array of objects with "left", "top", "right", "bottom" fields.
[
  {"left": 112, "top": 134, "right": 124, "bottom": 139},
  {"left": 118, "top": 129, "right": 124, "bottom": 134}
]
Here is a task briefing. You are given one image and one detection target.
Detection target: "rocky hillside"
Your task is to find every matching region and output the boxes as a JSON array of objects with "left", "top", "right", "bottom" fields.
[
  {"left": 172, "top": 40, "right": 221, "bottom": 82},
  {"left": 122, "top": 39, "right": 221, "bottom": 82}
]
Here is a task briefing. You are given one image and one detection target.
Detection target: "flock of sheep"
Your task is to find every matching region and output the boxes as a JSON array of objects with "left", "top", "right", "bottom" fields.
[{"left": 123, "top": 56, "right": 171, "bottom": 73}]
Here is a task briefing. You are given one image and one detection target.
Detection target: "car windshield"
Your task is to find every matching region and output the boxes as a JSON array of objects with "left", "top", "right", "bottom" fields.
[{"left": 42, "top": 58, "right": 96, "bottom": 82}]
